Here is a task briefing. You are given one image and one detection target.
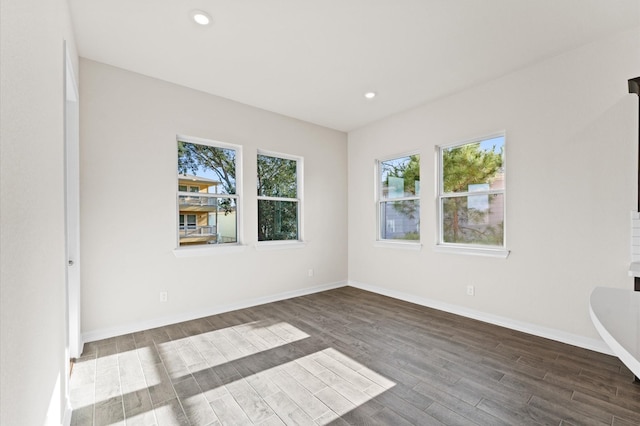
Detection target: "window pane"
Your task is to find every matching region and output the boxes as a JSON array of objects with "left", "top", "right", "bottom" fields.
[
  {"left": 442, "top": 136, "right": 503, "bottom": 194},
  {"left": 258, "top": 200, "right": 298, "bottom": 241},
  {"left": 380, "top": 155, "right": 420, "bottom": 199},
  {"left": 257, "top": 155, "right": 297, "bottom": 198},
  {"left": 441, "top": 194, "right": 504, "bottom": 245},
  {"left": 178, "top": 195, "right": 237, "bottom": 246},
  {"left": 178, "top": 141, "right": 236, "bottom": 195},
  {"left": 380, "top": 200, "right": 420, "bottom": 240},
  {"left": 178, "top": 140, "right": 238, "bottom": 247}
]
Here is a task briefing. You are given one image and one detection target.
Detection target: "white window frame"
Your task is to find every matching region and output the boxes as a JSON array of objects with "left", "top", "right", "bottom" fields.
[
  {"left": 435, "top": 133, "right": 509, "bottom": 258},
  {"left": 173, "top": 135, "right": 245, "bottom": 257},
  {"left": 375, "top": 151, "right": 422, "bottom": 249},
  {"left": 256, "top": 150, "right": 304, "bottom": 249}
]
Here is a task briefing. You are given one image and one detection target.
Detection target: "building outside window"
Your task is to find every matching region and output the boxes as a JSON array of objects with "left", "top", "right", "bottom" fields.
[
  {"left": 177, "top": 137, "right": 240, "bottom": 246},
  {"left": 257, "top": 152, "right": 302, "bottom": 241},
  {"left": 438, "top": 134, "right": 505, "bottom": 248},
  {"left": 377, "top": 153, "right": 420, "bottom": 241}
]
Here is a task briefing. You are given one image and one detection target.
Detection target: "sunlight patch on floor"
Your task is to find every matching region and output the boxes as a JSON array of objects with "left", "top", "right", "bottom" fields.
[
  {"left": 205, "top": 347, "right": 396, "bottom": 424},
  {"left": 70, "top": 321, "right": 396, "bottom": 424}
]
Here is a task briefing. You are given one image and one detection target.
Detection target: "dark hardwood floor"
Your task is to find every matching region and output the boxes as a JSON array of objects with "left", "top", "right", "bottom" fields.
[{"left": 70, "top": 287, "right": 640, "bottom": 425}]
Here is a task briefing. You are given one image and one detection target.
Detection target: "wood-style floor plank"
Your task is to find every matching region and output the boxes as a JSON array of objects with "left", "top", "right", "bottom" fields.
[{"left": 70, "top": 287, "right": 640, "bottom": 425}]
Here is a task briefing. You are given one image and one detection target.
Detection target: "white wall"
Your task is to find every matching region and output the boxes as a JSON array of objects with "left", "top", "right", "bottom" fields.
[
  {"left": 0, "top": 0, "right": 78, "bottom": 424},
  {"left": 348, "top": 27, "right": 640, "bottom": 347},
  {"left": 79, "top": 59, "right": 348, "bottom": 338}
]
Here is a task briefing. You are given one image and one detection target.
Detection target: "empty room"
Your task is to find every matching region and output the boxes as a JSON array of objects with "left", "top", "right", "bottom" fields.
[{"left": 1, "top": 1, "right": 640, "bottom": 425}]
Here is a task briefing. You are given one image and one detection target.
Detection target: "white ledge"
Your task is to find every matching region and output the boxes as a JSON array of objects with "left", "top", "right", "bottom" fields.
[
  {"left": 433, "top": 244, "right": 509, "bottom": 258},
  {"left": 255, "top": 241, "right": 307, "bottom": 251},
  {"left": 589, "top": 287, "right": 640, "bottom": 378},
  {"left": 173, "top": 244, "right": 248, "bottom": 257},
  {"left": 374, "top": 241, "right": 422, "bottom": 251},
  {"left": 629, "top": 262, "right": 640, "bottom": 277}
]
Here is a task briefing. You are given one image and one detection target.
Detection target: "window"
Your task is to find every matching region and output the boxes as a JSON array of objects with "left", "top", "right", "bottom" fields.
[
  {"left": 257, "top": 152, "right": 302, "bottom": 242},
  {"left": 377, "top": 154, "right": 420, "bottom": 241},
  {"left": 177, "top": 137, "right": 240, "bottom": 246},
  {"left": 178, "top": 185, "right": 200, "bottom": 193},
  {"left": 179, "top": 214, "right": 197, "bottom": 230},
  {"left": 437, "top": 135, "right": 505, "bottom": 249}
]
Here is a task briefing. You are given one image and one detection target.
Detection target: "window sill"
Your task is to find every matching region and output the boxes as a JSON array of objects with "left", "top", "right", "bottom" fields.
[
  {"left": 433, "top": 244, "right": 509, "bottom": 258},
  {"left": 629, "top": 262, "right": 640, "bottom": 277},
  {"left": 374, "top": 240, "right": 422, "bottom": 251},
  {"left": 255, "top": 241, "right": 307, "bottom": 251},
  {"left": 173, "top": 244, "right": 248, "bottom": 258}
]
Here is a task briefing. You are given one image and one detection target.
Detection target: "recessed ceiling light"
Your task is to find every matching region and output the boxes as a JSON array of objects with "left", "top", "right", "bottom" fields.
[
  {"left": 364, "top": 91, "right": 376, "bottom": 99},
  {"left": 191, "top": 10, "right": 212, "bottom": 26}
]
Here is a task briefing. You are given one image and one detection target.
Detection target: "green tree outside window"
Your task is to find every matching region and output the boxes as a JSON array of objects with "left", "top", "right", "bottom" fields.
[{"left": 440, "top": 136, "right": 504, "bottom": 246}]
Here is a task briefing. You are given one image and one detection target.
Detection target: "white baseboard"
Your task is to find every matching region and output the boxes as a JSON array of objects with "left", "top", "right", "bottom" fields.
[
  {"left": 62, "top": 400, "right": 72, "bottom": 426},
  {"left": 82, "top": 281, "right": 347, "bottom": 343},
  {"left": 82, "top": 278, "right": 612, "bottom": 356},
  {"left": 348, "top": 280, "right": 613, "bottom": 356}
]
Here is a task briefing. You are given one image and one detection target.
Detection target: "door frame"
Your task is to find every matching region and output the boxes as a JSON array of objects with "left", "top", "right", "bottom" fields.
[{"left": 64, "top": 43, "right": 82, "bottom": 360}]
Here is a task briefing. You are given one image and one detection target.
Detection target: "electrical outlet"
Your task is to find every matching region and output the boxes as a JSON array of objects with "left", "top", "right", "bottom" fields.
[
  {"left": 466, "top": 285, "right": 475, "bottom": 296},
  {"left": 160, "top": 291, "right": 168, "bottom": 302},
  {"left": 308, "top": 269, "right": 314, "bottom": 277}
]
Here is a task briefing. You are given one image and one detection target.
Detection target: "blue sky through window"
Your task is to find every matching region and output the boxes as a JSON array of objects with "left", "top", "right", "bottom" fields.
[{"left": 479, "top": 135, "right": 504, "bottom": 153}]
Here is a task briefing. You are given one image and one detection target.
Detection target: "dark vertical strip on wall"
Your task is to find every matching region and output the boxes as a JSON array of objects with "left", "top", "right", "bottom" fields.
[{"left": 629, "top": 77, "right": 640, "bottom": 292}]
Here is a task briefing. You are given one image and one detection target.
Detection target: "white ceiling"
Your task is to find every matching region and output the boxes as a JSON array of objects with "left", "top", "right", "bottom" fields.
[{"left": 68, "top": 0, "right": 639, "bottom": 132}]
